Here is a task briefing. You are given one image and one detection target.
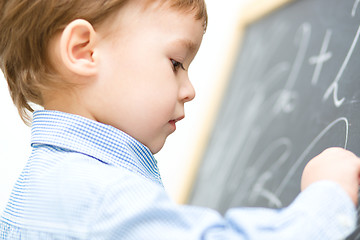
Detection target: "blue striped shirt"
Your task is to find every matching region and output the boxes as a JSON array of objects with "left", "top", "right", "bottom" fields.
[{"left": 0, "top": 110, "right": 357, "bottom": 239}]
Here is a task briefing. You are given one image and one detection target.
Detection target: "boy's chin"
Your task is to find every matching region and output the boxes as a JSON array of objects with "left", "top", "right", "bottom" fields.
[
  {"left": 148, "top": 139, "right": 167, "bottom": 155},
  {"left": 150, "top": 144, "right": 164, "bottom": 155}
]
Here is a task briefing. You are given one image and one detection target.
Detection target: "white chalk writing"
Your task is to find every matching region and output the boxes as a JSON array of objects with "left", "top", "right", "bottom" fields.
[{"left": 309, "top": 29, "right": 333, "bottom": 85}]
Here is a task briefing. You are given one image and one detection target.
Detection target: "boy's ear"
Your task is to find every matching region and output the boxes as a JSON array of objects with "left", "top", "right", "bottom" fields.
[{"left": 60, "top": 19, "right": 98, "bottom": 77}]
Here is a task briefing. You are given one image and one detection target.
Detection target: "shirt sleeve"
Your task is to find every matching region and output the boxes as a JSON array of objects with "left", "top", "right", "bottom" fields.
[
  {"left": 91, "top": 173, "right": 357, "bottom": 240},
  {"left": 221, "top": 181, "right": 356, "bottom": 239}
]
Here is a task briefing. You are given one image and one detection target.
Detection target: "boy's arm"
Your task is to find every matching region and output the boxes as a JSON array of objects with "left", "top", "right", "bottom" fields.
[
  {"left": 222, "top": 147, "right": 359, "bottom": 239},
  {"left": 221, "top": 180, "right": 356, "bottom": 239},
  {"left": 92, "top": 148, "right": 359, "bottom": 239}
]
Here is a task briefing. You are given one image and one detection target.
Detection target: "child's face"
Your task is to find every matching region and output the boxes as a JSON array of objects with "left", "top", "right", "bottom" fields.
[{"left": 91, "top": 2, "right": 204, "bottom": 154}]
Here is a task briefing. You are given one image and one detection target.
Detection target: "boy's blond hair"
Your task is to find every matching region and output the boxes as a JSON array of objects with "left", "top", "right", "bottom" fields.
[{"left": 0, "top": 0, "right": 207, "bottom": 125}]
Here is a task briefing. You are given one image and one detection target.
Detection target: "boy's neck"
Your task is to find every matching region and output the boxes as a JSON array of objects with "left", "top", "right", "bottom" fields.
[{"left": 43, "top": 89, "right": 95, "bottom": 121}]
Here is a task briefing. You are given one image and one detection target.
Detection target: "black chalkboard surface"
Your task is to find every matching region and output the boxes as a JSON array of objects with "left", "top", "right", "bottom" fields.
[{"left": 188, "top": 0, "right": 360, "bottom": 238}]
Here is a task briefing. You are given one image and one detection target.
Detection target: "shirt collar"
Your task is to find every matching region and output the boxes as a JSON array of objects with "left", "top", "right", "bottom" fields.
[{"left": 31, "top": 110, "right": 163, "bottom": 186}]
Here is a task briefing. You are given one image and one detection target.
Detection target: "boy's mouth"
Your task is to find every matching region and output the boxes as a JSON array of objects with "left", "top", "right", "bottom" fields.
[
  {"left": 168, "top": 116, "right": 184, "bottom": 130},
  {"left": 173, "top": 116, "right": 184, "bottom": 123}
]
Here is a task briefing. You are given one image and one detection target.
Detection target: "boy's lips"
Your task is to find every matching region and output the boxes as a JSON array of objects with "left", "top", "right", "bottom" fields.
[
  {"left": 169, "top": 116, "right": 184, "bottom": 131},
  {"left": 173, "top": 116, "right": 184, "bottom": 122}
]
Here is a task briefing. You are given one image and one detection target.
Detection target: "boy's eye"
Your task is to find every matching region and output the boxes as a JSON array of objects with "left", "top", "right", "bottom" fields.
[{"left": 171, "top": 59, "right": 186, "bottom": 72}]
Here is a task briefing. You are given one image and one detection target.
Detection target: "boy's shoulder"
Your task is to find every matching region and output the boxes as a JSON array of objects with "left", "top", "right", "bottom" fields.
[
  {"left": 29, "top": 147, "right": 140, "bottom": 195},
  {"left": 2, "top": 148, "right": 162, "bottom": 236}
]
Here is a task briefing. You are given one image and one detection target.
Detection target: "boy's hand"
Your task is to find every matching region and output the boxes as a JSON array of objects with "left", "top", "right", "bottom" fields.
[{"left": 301, "top": 147, "right": 360, "bottom": 206}]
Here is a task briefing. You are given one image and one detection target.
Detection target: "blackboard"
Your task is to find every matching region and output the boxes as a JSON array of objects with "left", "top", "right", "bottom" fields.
[{"left": 187, "top": 0, "right": 360, "bottom": 239}]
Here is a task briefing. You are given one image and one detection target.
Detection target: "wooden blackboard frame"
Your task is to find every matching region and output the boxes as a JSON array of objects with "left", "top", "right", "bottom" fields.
[{"left": 178, "top": 0, "right": 294, "bottom": 204}]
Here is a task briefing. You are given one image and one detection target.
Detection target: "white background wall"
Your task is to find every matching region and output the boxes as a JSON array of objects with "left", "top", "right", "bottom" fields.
[{"left": 0, "top": 0, "right": 252, "bottom": 211}]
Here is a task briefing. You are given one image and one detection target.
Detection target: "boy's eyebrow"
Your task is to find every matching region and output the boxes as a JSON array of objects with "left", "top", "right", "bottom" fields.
[{"left": 173, "top": 38, "right": 198, "bottom": 52}]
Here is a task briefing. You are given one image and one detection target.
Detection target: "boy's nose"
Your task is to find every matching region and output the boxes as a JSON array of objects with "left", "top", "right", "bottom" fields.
[{"left": 179, "top": 77, "right": 196, "bottom": 103}]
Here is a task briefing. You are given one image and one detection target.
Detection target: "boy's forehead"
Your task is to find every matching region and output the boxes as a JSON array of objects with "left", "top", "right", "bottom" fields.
[
  {"left": 96, "top": 0, "right": 206, "bottom": 44},
  {"left": 142, "top": 0, "right": 198, "bottom": 14},
  {"left": 141, "top": 0, "right": 207, "bottom": 31}
]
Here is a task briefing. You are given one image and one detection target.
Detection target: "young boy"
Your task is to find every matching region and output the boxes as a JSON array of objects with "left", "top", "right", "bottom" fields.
[{"left": 0, "top": 0, "right": 359, "bottom": 239}]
